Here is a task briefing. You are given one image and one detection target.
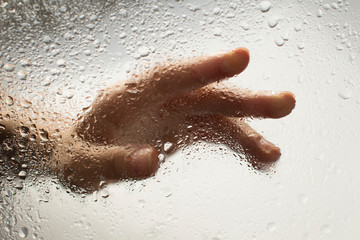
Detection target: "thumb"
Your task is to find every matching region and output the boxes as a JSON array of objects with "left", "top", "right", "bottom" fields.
[{"left": 105, "top": 145, "right": 160, "bottom": 180}]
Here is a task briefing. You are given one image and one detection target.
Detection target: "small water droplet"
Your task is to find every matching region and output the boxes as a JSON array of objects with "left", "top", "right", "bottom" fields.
[
  {"left": 320, "top": 224, "right": 331, "bottom": 234},
  {"left": 212, "top": 7, "right": 221, "bottom": 15},
  {"left": 13, "top": 179, "right": 24, "bottom": 190},
  {"left": 6, "top": 96, "right": 14, "bottom": 106},
  {"left": 268, "top": 15, "right": 280, "bottom": 28},
  {"left": 240, "top": 21, "right": 250, "bottom": 30},
  {"left": 317, "top": 9, "right": 324, "bottom": 17},
  {"left": 43, "top": 35, "right": 51, "bottom": 44},
  {"left": 100, "top": 189, "right": 109, "bottom": 198},
  {"left": 164, "top": 142, "right": 173, "bottom": 152},
  {"left": 119, "top": 32, "right": 127, "bottom": 39},
  {"left": 57, "top": 59, "right": 66, "bottom": 67},
  {"left": 18, "top": 171, "right": 27, "bottom": 179},
  {"left": 213, "top": 28, "right": 222, "bottom": 36},
  {"left": 138, "top": 46, "right": 150, "bottom": 57},
  {"left": 297, "top": 194, "right": 309, "bottom": 204},
  {"left": 17, "top": 70, "right": 27, "bottom": 80},
  {"left": 19, "top": 227, "right": 29, "bottom": 238},
  {"left": 297, "top": 42, "right": 305, "bottom": 50},
  {"left": 20, "top": 59, "right": 31, "bottom": 67},
  {"left": 267, "top": 222, "right": 277, "bottom": 232},
  {"left": 259, "top": 1, "right": 272, "bottom": 13},
  {"left": 338, "top": 88, "right": 352, "bottom": 100},
  {"left": 20, "top": 99, "right": 32, "bottom": 108},
  {"left": 330, "top": 2, "right": 339, "bottom": 10},
  {"left": 275, "top": 36, "right": 285, "bottom": 46},
  {"left": 4, "top": 63, "right": 15, "bottom": 72}
]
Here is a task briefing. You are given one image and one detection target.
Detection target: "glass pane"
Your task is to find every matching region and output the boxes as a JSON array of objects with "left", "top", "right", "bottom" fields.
[{"left": 1, "top": 0, "right": 359, "bottom": 239}]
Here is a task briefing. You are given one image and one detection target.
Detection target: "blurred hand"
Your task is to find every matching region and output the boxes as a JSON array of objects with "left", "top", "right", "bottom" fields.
[{"left": 51, "top": 48, "right": 295, "bottom": 191}]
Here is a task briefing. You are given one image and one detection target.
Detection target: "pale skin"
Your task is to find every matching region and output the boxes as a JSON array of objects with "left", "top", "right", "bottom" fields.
[{"left": 0, "top": 48, "right": 295, "bottom": 191}]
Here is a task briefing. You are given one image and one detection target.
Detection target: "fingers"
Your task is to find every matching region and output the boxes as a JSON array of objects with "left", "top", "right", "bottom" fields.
[
  {"left": 137, "top": 48, "right": 250, "bottom": 102},
  {"left": 233, "top": 120, "right": 281, "bottom": 164},
  {"left": 185, "top": 115, "right": 281, "bottom": 164},
  {"left": 165, "top": 84, "right": 296, "bottom": 119}
]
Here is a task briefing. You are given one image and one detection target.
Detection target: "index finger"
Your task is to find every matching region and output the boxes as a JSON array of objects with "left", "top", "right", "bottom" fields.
[{"left": 138, "top": 48, "right": 250, "bottom": 102}]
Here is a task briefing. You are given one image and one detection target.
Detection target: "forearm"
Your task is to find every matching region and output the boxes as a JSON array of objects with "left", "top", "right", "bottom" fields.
[{"left": 0, "top": 91, "right": 55, "bottom": 177}]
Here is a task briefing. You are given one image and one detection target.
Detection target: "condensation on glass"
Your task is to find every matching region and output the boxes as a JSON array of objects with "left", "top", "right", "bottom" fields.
[{"left": 1, "top": 0, "right": 360, "bottom": 239}]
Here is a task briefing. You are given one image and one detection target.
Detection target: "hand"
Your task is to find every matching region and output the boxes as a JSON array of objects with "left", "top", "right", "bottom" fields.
[{"left": 51, "top": 48, "right": 295, "bottom": 191}]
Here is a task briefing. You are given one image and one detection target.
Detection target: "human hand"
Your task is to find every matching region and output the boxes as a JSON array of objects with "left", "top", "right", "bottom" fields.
[{"left": 51, "top": 48, "right": 295, "bottom": 191}]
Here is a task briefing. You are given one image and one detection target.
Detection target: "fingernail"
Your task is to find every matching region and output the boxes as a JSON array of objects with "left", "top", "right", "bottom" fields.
[
  {"left": 268, "top": 93, "right": 295, "bottom": 118},
  {"left": 221, "top": 48, "right": 249, "bottom": 75},
  {"left": 126, "top": 146, "right": 159, "bottom": 178},
  {"left": 259, "top": 138, "right": 281, "bottom": 162}
]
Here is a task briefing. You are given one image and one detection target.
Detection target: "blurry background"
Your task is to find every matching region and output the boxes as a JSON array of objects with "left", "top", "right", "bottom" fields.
[{"left": 1, "top": 0, "right": 360, "bottom": 239}]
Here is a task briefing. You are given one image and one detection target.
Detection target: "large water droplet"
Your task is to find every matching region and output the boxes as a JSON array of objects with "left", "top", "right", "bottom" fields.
[
  {"left": 19, "top": 227, "right": 29, "bottom": 238},
  {"left": 259, "top": 1, "right": 272, "bottom": 13}
]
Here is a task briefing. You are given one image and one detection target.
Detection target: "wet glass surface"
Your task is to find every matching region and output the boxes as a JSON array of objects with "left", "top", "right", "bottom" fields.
[{"left": 1, "top": 0, "right": 360, "bottom": 239}]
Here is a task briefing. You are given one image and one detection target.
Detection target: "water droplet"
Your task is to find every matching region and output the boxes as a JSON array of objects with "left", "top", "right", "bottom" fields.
[
  {"left": 17, "top": 70, "right": 27, "bottom": 80},
  {"left": 119, "top": 32, "right": 127, "bottom": 39},
  {"left": 4, "top": 63, "right": 15, "bottom": 72},
  {"left": 6, "top": 96, "right": 14, "bottom": 106},
  {"left": 18, "top": 171, "right": 27, "bottom": 179},
  {"left": 13, "top": 179, "right": 23, "bottom": 190},
  {"left": 20, "top": 99, "right": 32, "bottom": 108},
  {"left": 39, "top": 129, "right": 49, "bottom": 142},
  {"left": 317, "top": 9, "right": 324, "bottom": 17},
  {"left": 274, "top": 36, "right": 285, "bottom": 46},
  {"left": 338, "top": 88, "right": 352, "bottom": 100},
  {"left": 297, "top": 194, "right": 309, "bottom": 204},
  {"left": 297, "top": 42, "right": 305, "bottom": 50},
  {"left": 100, "top": 189, "right": 109, "bottom": 198},
  {"left": 20, "top": 59, "right": 31, "bottom": 67},
  {"left": 213, "top": 28, "right": 222, "bottom": 36},
  {"left": 86, "top": 23, "right": 95, "bottom": 30},
  {"left": 212, "top": 7, "right": 221, "bottom": 15},
  {"left": 330, "top": 2, "right": 338, "bottom": 10},
  {"left": 83, "top": 49, "right": 91, "bottom": 56},
  {"left": 267, "top": 222, "right": 277, "bottom": 232},
  {"left": 57, "top": 59, "right": 66, "bottom": 67},
  {"left": 19, "top": 227, "right": 29, "bottom": 238},
  {"left": 119, "top": 9, "right": 128, "bottom": 17},
  {"left": 240, "top": 21, "right": 250, "bottom": 30},
  {"left": 320, "top": 224, "right": 331, "bottom": 234},
  {"left": 259, "top": 1, "right": 272, "bottom": 13},
  {"left": 43, "top": 35, "right": 51, "bottom": 44},
  {"left": 268, "top": 15, "right": 280, "bottom": 28},
  {"left": 164, "top": 142, "right": 173, "bottom": 152},
  {"left": 138, "top": 46, "right": 150, "bottom": 57}
]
